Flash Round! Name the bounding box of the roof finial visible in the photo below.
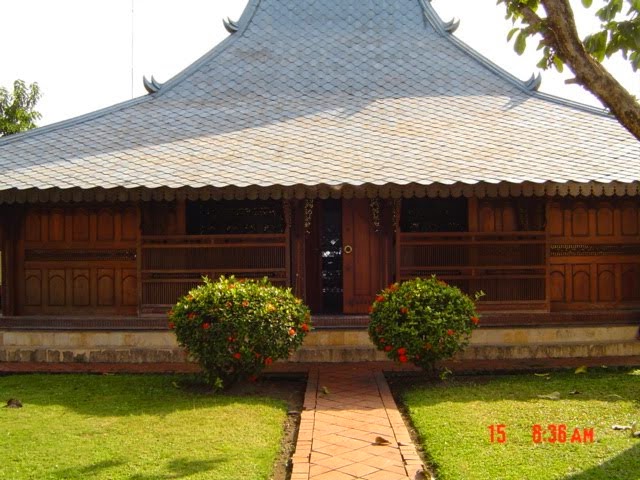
[223,17,239,34]
[524,73,542,91]
[143,75,164,94]
[443,18,460,33]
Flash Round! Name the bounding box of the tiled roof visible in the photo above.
[0,0,638,203]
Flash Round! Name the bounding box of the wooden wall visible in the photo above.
[549,197,640,310]
[18,205,139,315]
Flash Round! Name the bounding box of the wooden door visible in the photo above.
[342,199,386,313]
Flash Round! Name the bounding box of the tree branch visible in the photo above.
[540,0,640,140]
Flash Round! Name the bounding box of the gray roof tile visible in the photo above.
[0,0,638,199]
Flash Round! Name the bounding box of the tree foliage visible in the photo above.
[0,80,42,137]
[498,0,640,140]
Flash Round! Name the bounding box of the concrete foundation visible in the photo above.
[0,324,638,364]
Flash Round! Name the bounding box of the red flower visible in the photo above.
[397,347,407,355]
[167,309,174,317]
[424,342,432,350]
[232,352,241,360]
[248,375,258,382]
[368,305,375,314]
[471,316,480,326]
[264,357,273,366]
[388,283,399,292]
[228,284,236,289]
[288,328,296,336]
[301,323,310,333]
[398,355,408,363]
[187,312,197,320]
[255,352,262,358]
[399,307,408,315]
[384,345,393,352]
[186,295,194,301]
[379,337,386,344]
[375,295,385,303]
[168,321,175,330]
[447,329,455,336]
[201,322,211,330]
[242,300,249,308]
[228,336,236,342]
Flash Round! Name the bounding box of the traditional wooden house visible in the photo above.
[1,0,639,364]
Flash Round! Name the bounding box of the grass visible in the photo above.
[0,374,288,480]
[402,368,640,480]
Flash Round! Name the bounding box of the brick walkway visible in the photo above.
[291,364,424,480]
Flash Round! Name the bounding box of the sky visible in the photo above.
[1,0,638,127]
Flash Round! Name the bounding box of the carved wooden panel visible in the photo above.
[571,206,589,236]
[550,267,565,302]
[97,210,115,241]
[49,210,65,242]
[621,264,640,301]
[97,269,115,306]
[571,265,590,302]
[24,269,41,306]
[596,206,614,236]
[548,204,564,236]
[72,269,91,306]
[25,212,41,242]
[72,209,90,242]
[597,264,615,302]
[550,197,640,310]
[20,204,139,315]
[48,269,66,306]
[122,269,138,306]
[621,202,639,236]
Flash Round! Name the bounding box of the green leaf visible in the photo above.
[575,365,588,374]
[552,55,564,72]
[507,27,519,41]
[582,0,593,7]
[514,31,527,55]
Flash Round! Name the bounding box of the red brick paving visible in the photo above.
[292,364,424,480]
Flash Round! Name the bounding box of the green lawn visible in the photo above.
[402,368,640,480]
[0,374,288,480]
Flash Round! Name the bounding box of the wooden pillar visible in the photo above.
[1,206,23,316]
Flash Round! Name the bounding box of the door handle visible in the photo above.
[344,245,353,254]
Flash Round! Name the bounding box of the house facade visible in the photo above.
[0,0,639,363]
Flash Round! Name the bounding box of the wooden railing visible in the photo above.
[397,232,547,310]
[140,234,289,313]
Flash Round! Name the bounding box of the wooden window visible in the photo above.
[400,198,468,232]
[186,200,285,235]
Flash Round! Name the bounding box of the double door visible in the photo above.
[305,199,389,314]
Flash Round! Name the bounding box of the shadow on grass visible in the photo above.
[389,368,640,406]
[0,373,287,417]
[51,457,224,480]
[563,444,640,480]
[53,459,126,479]
[129,458,224,479]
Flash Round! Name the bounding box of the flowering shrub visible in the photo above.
[368,276,482,371]
[168,276,311,389]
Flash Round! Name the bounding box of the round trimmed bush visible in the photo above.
[368,276,482,371]
[168,276,311,389]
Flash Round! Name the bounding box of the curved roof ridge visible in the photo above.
[153,0,262,98]
[0,95,148,147]
[0,0,263,148]
[419,0,612,118]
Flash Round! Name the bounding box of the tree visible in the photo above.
[0,80,42,137]
[499,0,640,141]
